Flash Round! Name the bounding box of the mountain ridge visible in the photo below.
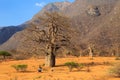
[0,0,120,56]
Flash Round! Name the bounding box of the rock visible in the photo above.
[86,6,101,16]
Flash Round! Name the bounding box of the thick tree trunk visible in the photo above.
[45,53,55,67]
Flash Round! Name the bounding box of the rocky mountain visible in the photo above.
[0,0,120,56]
[0,1,71,46]
[31,1,71,23]
[0,1,72,51]
[0,26,24,45]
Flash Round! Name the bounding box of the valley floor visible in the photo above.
[0,57,120,80]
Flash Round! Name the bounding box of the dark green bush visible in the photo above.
[0,51,12,59]
[12,64,28,72]
[65,62,83,72]
[77,63,84,70]
[109,63,120,77]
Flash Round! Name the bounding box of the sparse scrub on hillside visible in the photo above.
[65,62,84,72]
[109,63,120,77]
[12,64,28,72]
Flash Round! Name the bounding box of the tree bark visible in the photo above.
[45,53,55,67]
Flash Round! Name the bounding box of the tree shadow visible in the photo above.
[15,71,36,73]
[71,69,90,72]
[55,64,65,67]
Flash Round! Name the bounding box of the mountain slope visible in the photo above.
[64,0,118,17]
[0,1,72,51]
[0,0,120,56]
[0,26,24,45]
[31,1,71,23]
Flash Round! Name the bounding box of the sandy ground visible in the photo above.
[0,57,120,80]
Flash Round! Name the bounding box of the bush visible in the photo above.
[77,63,84,71]
[65,62,83,72]
[109,63,120,77]
[115,57,120,60]
[0,51,12,59]
[12,64,28,72]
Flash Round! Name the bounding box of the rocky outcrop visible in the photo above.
[86,6,100,16]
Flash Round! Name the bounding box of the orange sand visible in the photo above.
[0,57,120,80]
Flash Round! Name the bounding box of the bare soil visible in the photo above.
[0,57,120,80]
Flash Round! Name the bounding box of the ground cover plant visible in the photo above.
[12,64,28,72]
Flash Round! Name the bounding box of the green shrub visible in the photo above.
[109,63,120,77]
[12,64,28,72]
[65,62,78,72]
[0,51,12,59]
[77,63,84,70]
[65,62,83,72]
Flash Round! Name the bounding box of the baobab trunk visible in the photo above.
[45,53,55,67]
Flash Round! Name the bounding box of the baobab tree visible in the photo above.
[27,12,71,67]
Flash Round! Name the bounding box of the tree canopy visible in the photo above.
[0,51,12,59]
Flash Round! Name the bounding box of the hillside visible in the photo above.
[31,1,71,23]
[0,0,120,57]
[0,26,24,45]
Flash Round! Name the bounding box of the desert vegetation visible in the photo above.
[0,57,119,80]
[0,0,120,80]
[64,62,84,72]
[109,63,120,77]
[0,51,12,60]
[12,64,28,72]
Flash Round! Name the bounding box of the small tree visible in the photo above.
[65,62,84,72]
[0,51,12,59]
[12,64,28,72]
